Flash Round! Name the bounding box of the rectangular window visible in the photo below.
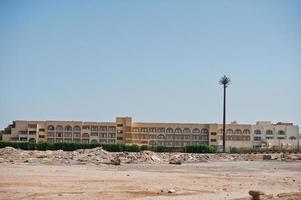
[193,135,199,140]
[108,133,115,138]
[142,135,148,139]
[133,128,139,132]
[254,136,261,141]
[117,124,123,127]
[47,132,54,137]
[74,133,81,138]
[65,133,72,138]
[211,132,217,135]
[158,128,165,133]
[56,132,63,137]
[28,131,36,135]
[166,135,173,139]
[91,126,98,131]
[20,137,27,141]
[201,135,208,140]
[91,132,98,137]
[211,139,217,142]
[149,128,156,133]
[175,135,182,140]
[99,127,107,132]
[183,135,190,140]
[39,128,45,132]
[28,124,37,129]
[108,127,116,132]
[141,128,148,132]
[82,126,90,130]
[99,133,107,138]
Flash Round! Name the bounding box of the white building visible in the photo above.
[251,121,299,149]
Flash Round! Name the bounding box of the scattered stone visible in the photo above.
[167,189,176,193]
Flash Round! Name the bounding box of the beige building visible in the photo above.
[1,117,299,150]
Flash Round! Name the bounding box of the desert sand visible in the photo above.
[1,160,301,200]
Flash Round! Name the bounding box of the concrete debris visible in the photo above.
[233,191,301,200]
[0,147,301,165]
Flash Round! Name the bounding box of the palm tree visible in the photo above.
[219,75,231,153]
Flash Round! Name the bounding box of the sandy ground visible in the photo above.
[0,161,301,200]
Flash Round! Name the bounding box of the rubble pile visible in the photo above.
[0,147,300,166]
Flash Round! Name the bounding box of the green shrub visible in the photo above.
[185,144,217,153]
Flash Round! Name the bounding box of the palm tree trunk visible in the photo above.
[223,85,226,153]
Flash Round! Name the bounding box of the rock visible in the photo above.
[167,189,176,193]
[249,190,273,200]
[109,157,121,165]
[263,155,272,160]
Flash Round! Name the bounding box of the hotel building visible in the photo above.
[1,117,299,150]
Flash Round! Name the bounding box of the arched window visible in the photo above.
[175,128,182,133]
[226,129,233,134]
[56,126,63,131]
[149,141,156,145]
[289,136,296,140]
[201,128,209,134]
[47,125,55,131]
[65,125,72,131]
[266,130,273,135]
[243,129,250,134]
[235,129,242,134]
[82,133,89,138]
[158,134,165,139]
[254,130,261,135]
[278,130,285,135]
[91,139,98,143]
[183,128,190,133]
[192,128,200,133]
[74,126,81,131]
[166,128,173,133]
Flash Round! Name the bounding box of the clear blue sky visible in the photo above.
[0,1,300,129]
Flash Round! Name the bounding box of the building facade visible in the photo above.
[1,117,299,150]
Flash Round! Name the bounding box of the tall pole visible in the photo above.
[219,75,230,153]
[223,85,226,153]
